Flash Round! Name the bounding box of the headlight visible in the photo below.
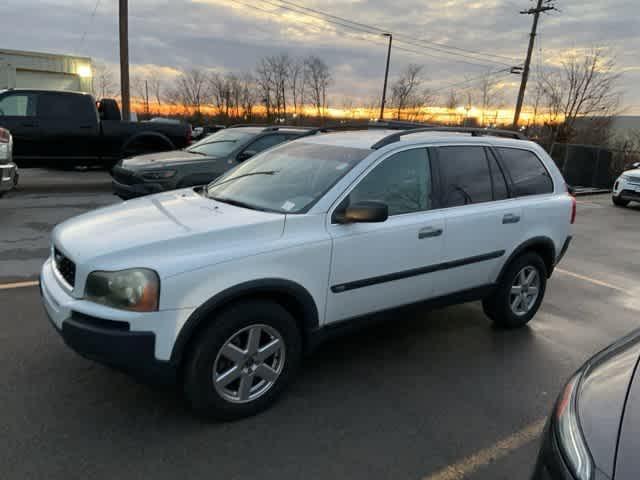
[554,372,593,480]
[141,170,177,180]
[85,268,160,312]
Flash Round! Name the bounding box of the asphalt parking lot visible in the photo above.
[1,169,639,480]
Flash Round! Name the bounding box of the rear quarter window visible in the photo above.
[496,148,554,196]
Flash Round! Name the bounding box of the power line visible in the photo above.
[429,68,514,94]
[227,0,508,69]
[255,0,517,67]
[273,0,520,65]
[79,0,103,46]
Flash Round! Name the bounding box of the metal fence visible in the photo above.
[542,143,640,190]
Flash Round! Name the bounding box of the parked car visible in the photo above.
[41,127,574,420]
[612,163,640,207]
[0,89,192,168]
[532,329,640,480]
[111,125,317,199]
[0,127,18,196]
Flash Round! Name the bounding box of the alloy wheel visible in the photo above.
[213,324,286,404]
[509,266,540,316]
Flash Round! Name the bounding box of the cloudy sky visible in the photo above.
[3,0,640,114]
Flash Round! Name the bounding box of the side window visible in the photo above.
[349,148,431,216]
[497,148,553,196]
[37,94,94,122]
[0,93,37,117]
[437,146,493,207]
[243,135,286,156]
[487,149,509,201]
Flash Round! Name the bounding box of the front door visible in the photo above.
[36,92,100,164]
[326,147,445,324]
[430,145,524,297]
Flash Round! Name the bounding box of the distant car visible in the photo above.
[111,125,317,199]
[191,125,225,141]
[0,89,191,169]
[612,162,640,207]
[0,127,18,196]
[532,329,640,480]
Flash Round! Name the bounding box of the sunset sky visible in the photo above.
[3,0,639,115]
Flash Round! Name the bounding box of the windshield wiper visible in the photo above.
[207,170,279,190]
[208,196,271,212]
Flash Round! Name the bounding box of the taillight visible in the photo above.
[186,126,192,143]
[570,195,577,224]
[0,128,10,143]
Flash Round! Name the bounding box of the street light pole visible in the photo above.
[379,33,392,121]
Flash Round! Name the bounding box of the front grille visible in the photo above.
[54,247,76,287]
[621,189,640,199]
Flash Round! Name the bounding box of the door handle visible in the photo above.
[503,213,521,224]
[418,227,443,239]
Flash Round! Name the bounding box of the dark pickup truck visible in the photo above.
[0,89,191,168]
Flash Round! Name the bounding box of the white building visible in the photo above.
[0,48,92,92]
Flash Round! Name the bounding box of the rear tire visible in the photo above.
[183,300,302,421]
[483,252,547,329]
[612,196,629,207]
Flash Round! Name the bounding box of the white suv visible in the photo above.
[612,164,640,207]
[40,127,575,420]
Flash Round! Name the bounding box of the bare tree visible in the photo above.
[92,62,117,99]
[390,64,425,120]
[256,58,274,119]
[148,73,163,111]
[240,72,258,120]
[166,69,209,114]
[287,58,304,116]
[304,56,331,118]
[476,71,503,126]
[539,48,621,142]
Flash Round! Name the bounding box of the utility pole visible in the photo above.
[119,0,131,121]
[512,0,556,128]
[379,33,392,121]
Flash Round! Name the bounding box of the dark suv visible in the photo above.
[111,125,316,199]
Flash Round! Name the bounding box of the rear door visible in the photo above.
[36,92,100,164]
[431,145,523,297]
[0,91,40,161]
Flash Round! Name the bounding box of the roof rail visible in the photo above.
[371,126,527,149]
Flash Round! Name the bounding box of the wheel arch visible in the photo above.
[170,279,320,366]
[497,236,557,283]
[121,132,175,155]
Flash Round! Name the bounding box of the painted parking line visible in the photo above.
[0,280,39,291]
[422,418,546,480]
[555,268,631,295]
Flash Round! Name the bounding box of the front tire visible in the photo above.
[612,196,629,207]
[483,252,547,329]
[183,300,302,421]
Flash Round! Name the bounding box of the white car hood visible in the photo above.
[52,188,285,275]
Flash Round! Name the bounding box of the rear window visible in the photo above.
[496,148,553,196]
[0,93,37,117]
[436,146,493,207]
[38,93,95,122]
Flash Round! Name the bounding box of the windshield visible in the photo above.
[206,141,371,213]
[186,130,252,157]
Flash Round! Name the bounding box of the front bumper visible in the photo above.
[40,259,180,385]
[0,162,17,193]
[613,177,640,202]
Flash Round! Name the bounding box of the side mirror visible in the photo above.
[334,201,389,224]
[237,151,255,162]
